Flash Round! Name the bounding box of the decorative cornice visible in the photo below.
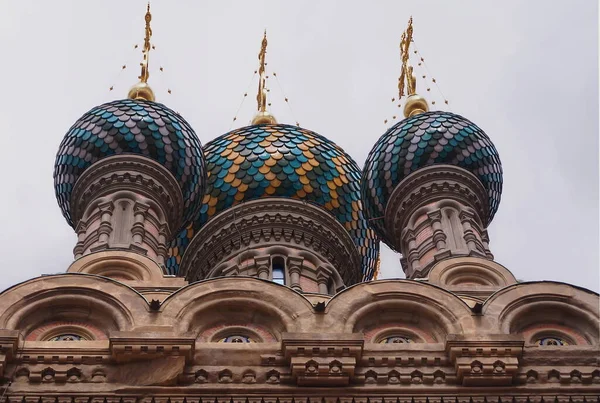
[180,198,362,285]
[71,155,184,236]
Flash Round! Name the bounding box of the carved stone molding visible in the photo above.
[281,332,364,386]
[109,332,195,364]
[384,165,492,278]
[385,165,489,249]
[5,395,600,403]
[0,329,19,377]
[71,154,183,235]
[446,334,524,386]
[180,198,362,285]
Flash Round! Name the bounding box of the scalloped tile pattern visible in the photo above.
[54,99,206,229]
[167,124,380,280]
[361,111,502,248]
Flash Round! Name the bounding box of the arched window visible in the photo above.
[379,336,413,344]
[49,334,85,341]
[536,337,569,346]
[272,257,286,285]
[218,335,254,343]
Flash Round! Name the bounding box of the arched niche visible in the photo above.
[66,250,166,283]
[159,277,314,338]
[428,257,517,289]
[325,280,475,337]
[0,274,148,334]
[484,282,599,345]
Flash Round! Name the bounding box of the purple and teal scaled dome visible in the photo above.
[54,99,206,228]
[362,111,502,247]
[167,123,380,280]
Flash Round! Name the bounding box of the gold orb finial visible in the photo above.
[252,111,277,125]
[403,93,429,117]
[128,3,155,102]
[127,81,156,102]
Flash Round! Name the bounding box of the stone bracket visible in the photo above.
[281,332,364,386]
[445,334,524,386]
[109,332,195,364]
[0,330,19,377]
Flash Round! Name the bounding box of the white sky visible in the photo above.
[0,1,597,292]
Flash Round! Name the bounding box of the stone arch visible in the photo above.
[0,274,148,335]
[484,282,599,345]
[66,250,166,281]
[428,257,517,288]
[325,280,474,339]
[160,277,314,339]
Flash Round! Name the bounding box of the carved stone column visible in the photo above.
[70,154,183,263]
[255,256,270,280]
[428,210,447,251]
[97,201,115,247]
[131,202,150,246]
[287,256,304,292]
[385,165,493,279]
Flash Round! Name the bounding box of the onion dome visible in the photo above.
[361,111,502,248]
[168,123,380,280]
[54,98,206,228]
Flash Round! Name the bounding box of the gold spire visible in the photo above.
[398,17,428,118]
[252,30,277,125]
[128,3,156,102]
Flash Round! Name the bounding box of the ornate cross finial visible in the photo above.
[140,3,153,84]
[257,30,268,113]
[252,30,277,125]
[398,17,428,118]
[128,2,155,101]
[398,16,415,99]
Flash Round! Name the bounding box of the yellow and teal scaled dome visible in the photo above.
[167,123,380,280]
[54,99,206,228]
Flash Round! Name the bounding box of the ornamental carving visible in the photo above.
[71,155,184,235]
[281,332,364,386]
[385,165,489,249]
[180,198,362,285]
[445,334,524,386]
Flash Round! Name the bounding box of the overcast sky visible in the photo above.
[0,1,597,292]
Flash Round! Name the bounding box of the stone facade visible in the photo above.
[2,13,598,402]
[0,268,598,401]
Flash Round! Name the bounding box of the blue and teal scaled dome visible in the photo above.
[54,99,206,228]
[167,123,380,281]
[362,111,502,248]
